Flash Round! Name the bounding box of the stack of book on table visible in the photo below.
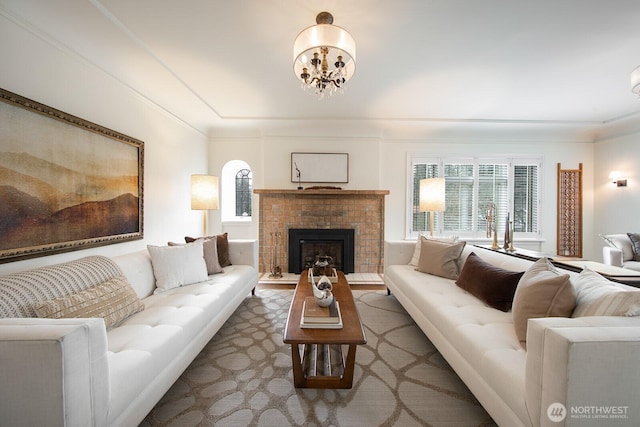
[300,296,343,329]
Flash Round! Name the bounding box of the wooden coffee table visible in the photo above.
[283,270,366,388]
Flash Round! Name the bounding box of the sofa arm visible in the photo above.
[229,239,258,270]
[603,246,624,267]
[384,240,416,267]
[0,318,110,427]
[525,316,640,427]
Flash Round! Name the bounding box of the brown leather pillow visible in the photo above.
[455,252,524,312]
[185,232,232,267]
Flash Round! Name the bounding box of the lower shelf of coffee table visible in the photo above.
[291,342,358,388]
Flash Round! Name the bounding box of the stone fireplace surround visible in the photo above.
[254,189,389,274]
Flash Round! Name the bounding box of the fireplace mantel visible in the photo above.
[254,189,389,196]
[254,188,389,274]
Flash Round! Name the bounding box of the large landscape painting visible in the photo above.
[0,89,143,262]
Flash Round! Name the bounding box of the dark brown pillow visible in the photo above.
[627,233,640,261]
[455,252,524,312]
[185,232,232,267]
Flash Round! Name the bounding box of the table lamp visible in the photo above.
[419,178,445,237]
[191,174,219,235]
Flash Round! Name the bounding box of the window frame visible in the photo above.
[221,160,253,223]
[406,153,542,240]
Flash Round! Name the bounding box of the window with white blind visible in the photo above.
[408,156,541,239]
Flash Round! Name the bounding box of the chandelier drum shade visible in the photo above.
[293,11,356,99]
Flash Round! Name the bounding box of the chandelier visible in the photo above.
[293,12,356,99]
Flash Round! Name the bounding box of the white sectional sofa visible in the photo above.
[384,240,640,427]
[0,239,258,427]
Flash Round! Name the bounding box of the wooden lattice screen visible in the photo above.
[557,163,583,257]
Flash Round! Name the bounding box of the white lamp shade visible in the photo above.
[293,23,356,82]
[609,171,622,180]
[191,175,219,210]
[632,65,640,94]
[419,178,445,212]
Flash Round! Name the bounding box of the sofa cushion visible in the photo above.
[416,238,466,280]
[511,257,576,347]
[186,232,231,267]
[105,263,257,425]
[409,234,458,266]
[0,255,123,318]
[147,240,208,293]
[33,275,144,328]
[572,268,640,317]
[384,259,530,423]
[627,233,640,261]
[599,233,634,262]
[456,252,524,312]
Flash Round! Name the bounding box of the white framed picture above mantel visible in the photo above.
[290,152,349,184]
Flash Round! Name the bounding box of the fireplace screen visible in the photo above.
[288,228,354,274]
[301,241,344,272]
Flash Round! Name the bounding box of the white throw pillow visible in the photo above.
[147,240,208,293]
[572,268,640,317]
[599,234,634,262]
[409,233,459,266]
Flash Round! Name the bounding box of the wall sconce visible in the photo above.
[609,171,627,187]
[191,174,219,235]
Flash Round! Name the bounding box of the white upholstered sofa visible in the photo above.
[600,233,640,271]
[0,239,258,427]
[385,240,640,427]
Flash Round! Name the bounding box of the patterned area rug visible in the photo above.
[140,289,497,426]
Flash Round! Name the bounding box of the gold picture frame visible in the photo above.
[0,88,144,263]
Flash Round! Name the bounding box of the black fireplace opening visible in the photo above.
[288,228,355,274]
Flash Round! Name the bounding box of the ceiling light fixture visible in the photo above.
[293,11,356,99]
[632,65,640,95]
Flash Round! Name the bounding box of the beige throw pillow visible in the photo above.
[512,257,576,348]
[409,234,459,266]
[186,232,232,267]
[33,275,144,329]
[572,268,640,317]
[416,238,466,280]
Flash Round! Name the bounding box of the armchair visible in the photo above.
[600,233,640,271]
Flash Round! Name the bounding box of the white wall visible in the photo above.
[211,134,598,260]
[380,139,595,259]
[209,136,381,239]
[594,132,640,261]
[0,14,209,274]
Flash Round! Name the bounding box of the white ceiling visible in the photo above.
[2,0,640,140]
